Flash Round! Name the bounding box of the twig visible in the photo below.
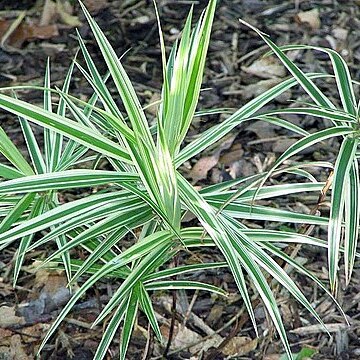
[298,170,333,235]
[183,289,199,327]
[152,305,249,359]
[142,323,154,360]
[1,11,26,48]
[204,317,241,360]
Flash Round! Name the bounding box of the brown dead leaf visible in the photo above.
[0,281,12,297]
[222,336,258,357]
[210,168,230,184]
[219,144,244,165]
[264,355,281,360]
[21,323,49,343]
[40,0,82,27]
[228,159,257,179]
[219,134,237,152]
[34,268,66,294]
[40,0,57,26]
[10,335,30,360]
[0,306,25,327]
[134,15,151,25]
[189,152,220,184]
[247,121,277,139]
[296,9,321,30]
[206,304,224,326]
[272,138,298,153]
[0,329,12,346]
[168,323,223,353]
[242,56,286,79]
[171,324,202,350]
[56,0,82,27]
[145,92,161,117]
[83,0,108,14]
[0,20,58,47]
[240,78,282,100]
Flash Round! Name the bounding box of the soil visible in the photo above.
[1,0,360,359]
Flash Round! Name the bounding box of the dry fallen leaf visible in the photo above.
[20,323,49,343]
[296,9,321,30]
[10,335,30,360]
[242,56,286,79]
[189,152,220,184]
[145,92,161,117]
[171,324,202,350]
[56,0,82,27]
[222,336,258,357]
[40,0,57,26]
[0,20,59,47]
[228,159,257,179]
[247,121,277,139]
[206,304,224,326]
[169,324,223,353]
[219,145,244,166]
[240,78,282,100]
[0,328,12,346]
[219,134,238,152]
[40,0,82,27]
[83,0,108,13]
[272,138,298,153]
[33,268,66,293]
[264,355,281,360]
[0,306,25,327]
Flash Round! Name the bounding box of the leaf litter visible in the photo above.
[0,0,359,359]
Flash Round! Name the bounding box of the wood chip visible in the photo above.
[290,323,348,335]
[296,9,321,30]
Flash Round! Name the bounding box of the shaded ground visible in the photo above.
[1,0,360,359]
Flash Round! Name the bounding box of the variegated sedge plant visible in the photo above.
[0,0,353,359]
[239,21,360,294]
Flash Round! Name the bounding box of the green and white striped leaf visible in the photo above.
[259,107,356,124]
[240,20,335,110]
[328,136,359,292]
[252,126,355,203]
[0,94,131,163]
[119,284,140,360]
[277,45,357,116]
[93,299,127,360]
[344,160,360,283]
[175,73,330,166]
[0,126,33,175]
[144,261,227,282]
[19,114,46,175]
[43,204,152,268]
[37,230,173,355]
[0,192,128,245]
[145,280,227,296]
[92,240,173,327]
[13,197,45,285]
[139,284,162,341]
[0,192,35,234]
[0,164,24,179]
[0,170,139,194]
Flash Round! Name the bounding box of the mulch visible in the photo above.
[1,0,360,359]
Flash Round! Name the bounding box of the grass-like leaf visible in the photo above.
[328,137,359,291]
[1,2,357,358]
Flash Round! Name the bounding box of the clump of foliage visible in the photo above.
[0,1,357,359]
